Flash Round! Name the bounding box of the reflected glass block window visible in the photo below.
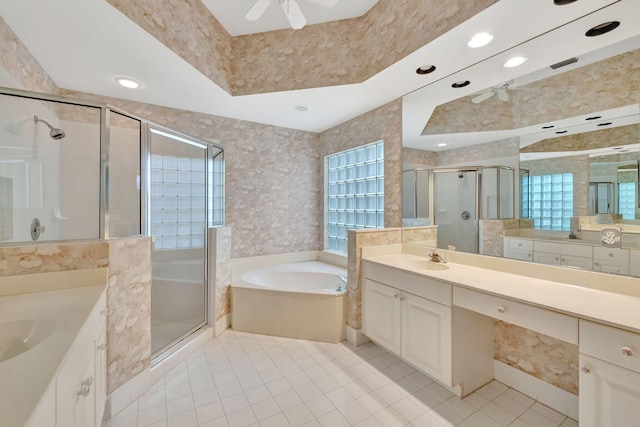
[528,173,573,231]
[326,141,384,253]
[618,182,636,220]
[208,151,225,227]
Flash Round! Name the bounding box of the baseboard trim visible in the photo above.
[346,325,370,346]
[494,360,578,420]
[214,313,230,336]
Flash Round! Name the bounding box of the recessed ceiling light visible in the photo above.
[467,32,494,48]
[503,56,528,68]
[437,143,448,147]
[115,77,141,89]
[555,130,568,134]
[597,122,613,127]
[541,125,555,129]
[554,0,578,5]
[416,65,436,75]
[613,147,623,150]
[585,116,602,121]
[451,80,470,88]
[585,21,620,37]
[294,104,309,112]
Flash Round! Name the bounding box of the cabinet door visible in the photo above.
[533,251,561,266]
[594,259,629,275]
[402,293,452,385]
[363,279,402,355]
[580,354,640,427]
[561,254,593,271]
[630,250,640,277]
[58,347,96,427]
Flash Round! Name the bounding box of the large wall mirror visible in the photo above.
[400,3,640,275]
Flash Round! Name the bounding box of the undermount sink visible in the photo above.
[400,259,450,271]
[0,319,56,363]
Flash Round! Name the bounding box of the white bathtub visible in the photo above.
[231,261,347,343]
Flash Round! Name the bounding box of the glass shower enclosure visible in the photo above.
[434,166,514,253]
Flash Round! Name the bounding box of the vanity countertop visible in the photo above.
[364,251,640,334]
[0,269,107,427]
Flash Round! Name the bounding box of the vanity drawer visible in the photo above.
[593,247,629,262]
[507,238,533,251]
[364,261,451,306]
[454,287,578,344]
[580,320,640,373]
[534,241,593,258]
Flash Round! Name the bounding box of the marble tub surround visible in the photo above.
[0,241,109,277]
[0,270,106,427]
[495,321,578,395]
[106,237,152,393]
[479,219,521,257]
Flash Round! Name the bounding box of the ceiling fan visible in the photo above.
[245,0,339,30]
[471,81,515,104]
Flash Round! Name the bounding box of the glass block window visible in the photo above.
[521,174,530,218]
[208,151,225,227]
[326,141,384,253]
[528,173,573,231]
[151,154,207,249]
[618,182,636,220]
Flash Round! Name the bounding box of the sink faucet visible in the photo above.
[568,231,579,239]
[428,249,445,263]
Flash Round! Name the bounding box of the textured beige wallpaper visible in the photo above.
[424,49,639,135]
[521,123,640,153]
[436,138,520,167]
[107,0,498,95]
[403,147,437,170]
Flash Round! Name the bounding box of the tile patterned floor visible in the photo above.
[106,330,579,427]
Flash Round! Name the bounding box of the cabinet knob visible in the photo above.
[497,306,506,314]
[100,309,109,317]
[609,253,614,258]
[621,347,634,357]
[393,293,400,299]
[581,366,591,374]
[81,377,93,387]
[555,257,560,261]
[97,344,106,351]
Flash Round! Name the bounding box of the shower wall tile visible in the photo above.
[347,228,402,329]
[106,236,152,392]
[0,16,58,93]
[211,226,232,322]
[495,321,579,395]
[0,242,109,277]
[480,219,520,257]
[401,226,438,246]
[320,100,403,229]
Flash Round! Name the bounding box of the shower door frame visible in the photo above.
[433,168,481,253]
[143,123,223,362]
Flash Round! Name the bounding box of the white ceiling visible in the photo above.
[0,0,638,150]
[201,0,379,36]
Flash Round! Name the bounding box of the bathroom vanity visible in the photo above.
[361,245,640,426]
[0,269,107,427]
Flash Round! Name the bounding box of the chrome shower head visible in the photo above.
[34,115,65,140]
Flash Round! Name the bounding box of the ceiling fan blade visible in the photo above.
[245,0,271,21]
[306,0,339,7]
[471,90,494,104]
[498,87,510,102]
[282,0,307,29]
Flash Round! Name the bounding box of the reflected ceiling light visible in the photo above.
[554,0,578,5]
[467,32,494,48]
[437,143,448,147]
[115,77,141,89]
[503,56,528,68]
[294,104,309,112]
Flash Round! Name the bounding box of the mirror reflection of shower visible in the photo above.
[34,115,65,140]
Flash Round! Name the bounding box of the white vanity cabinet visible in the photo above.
[630,250,640,278]
[579,320,640,427]
[533,241,593,270]
[503,237,533,261]
[55,291,107,427]
[362,262,452,385]
[593,247,630,275]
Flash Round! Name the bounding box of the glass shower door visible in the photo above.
[148,128,208,355]
[434,170,478,253]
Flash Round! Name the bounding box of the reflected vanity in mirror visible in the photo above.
[400,28,640,276]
